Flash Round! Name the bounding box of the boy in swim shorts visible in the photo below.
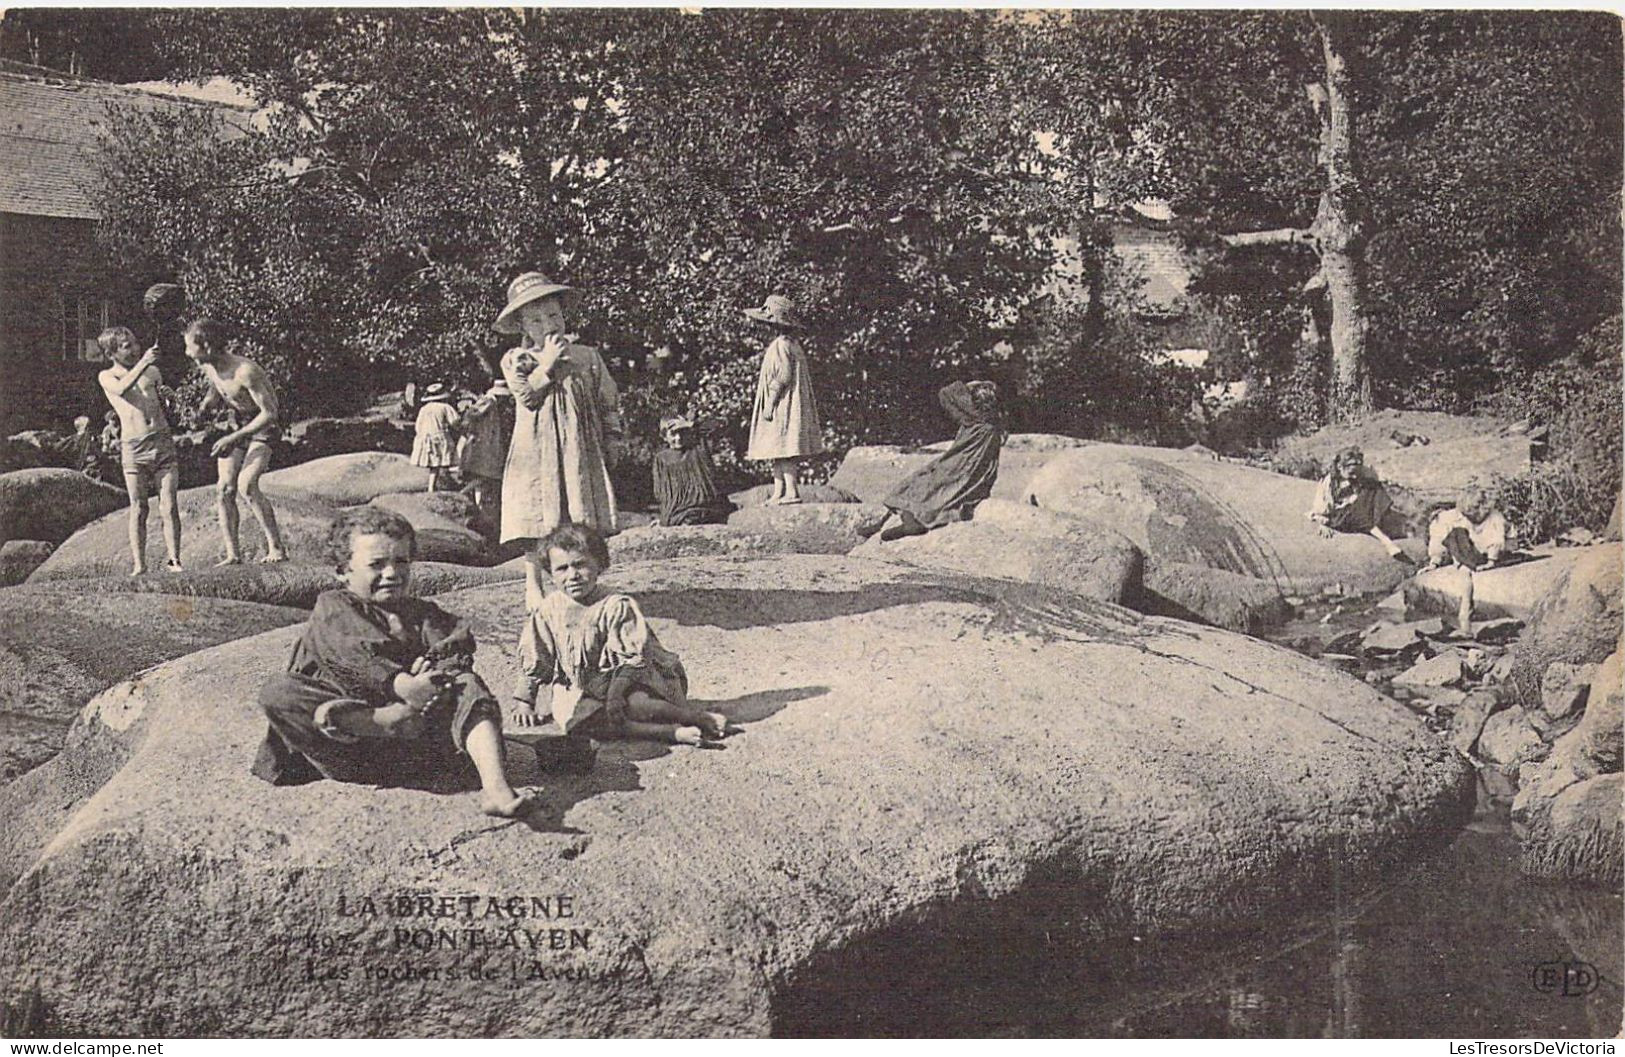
[96,326,182,575]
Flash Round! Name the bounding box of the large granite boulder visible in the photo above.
[0,587,305,785]
[27,485,340,579]
[0,469,125,546]
[1506,546,1622,711]
[260,451,431,506]
[368,491,496,566]
[724,502,888,554]
[1273,410,1530,505]
[1022,444,1421,595]
[610,525,798,564]
[1402,546,1607,622]
[729,483,858,507]
[0,557,1473,1037]
[18,561,521,611]
[1518,774,1623,887]
[1140,560,1293,635]
[827,434,1086,506]
[0,541,52,587]
[850,499,1141,604]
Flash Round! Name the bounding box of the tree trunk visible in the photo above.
[1312,13,1373,423]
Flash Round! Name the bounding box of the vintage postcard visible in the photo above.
[0,7,1619,1040]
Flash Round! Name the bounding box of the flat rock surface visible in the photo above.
[1138,560,1292,634]
[1403,547,1606,622]
[0,556,1472,1037]
[0,587,305,784]
[261,451,432,506]
[609,524,798,564]
[850,499,1142,604]
[1274,410,1529,504]
[1021,444,1422,595]
[17,561,521,611]
[0,469,126,546]
[368,491,497,566]
[28,484,341,579]
[724,501,888,554]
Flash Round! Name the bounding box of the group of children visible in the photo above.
[252,273,849,817]
[94,319,288,575]
[1307,445,1510,634]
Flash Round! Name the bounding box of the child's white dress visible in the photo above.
[512,587,689,735]
[411,401,461,469]
[746,335,824,461]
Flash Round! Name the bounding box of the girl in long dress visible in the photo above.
[492,272,625,610]
[1307,446,1407,560]
[744,294,823,505]
[871,380,1003,542]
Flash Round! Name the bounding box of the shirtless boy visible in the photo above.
[185,319,288,564]
[96,327,182,575]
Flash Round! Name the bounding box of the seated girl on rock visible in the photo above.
[1306,446,1408,561]
[508,523,731,746]
[1425,485,1510,635]
[866,380,1002,543]
[251,507,535,818]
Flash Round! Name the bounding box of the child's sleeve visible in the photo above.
[420,602,478,668]
[760,338,791,406]
[1307,476,1334,522]
[501,349,550,411]
[594,350,624,445]
[307,593,409,701]
[513,611,558,708]
[1481,511,1509,560]
[600,595,654,669]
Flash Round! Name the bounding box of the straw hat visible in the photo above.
[660,416,695,435]
[421,382,452,403]
[744,294,805,330]
[493,272,583,334]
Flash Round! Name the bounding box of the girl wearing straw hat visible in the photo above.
[493,272,625,610]
[743,294,823,504]
[410,382,461,493]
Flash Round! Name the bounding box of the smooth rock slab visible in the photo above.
[260,451,432,506]
[0,469,125,546]
[1138,560,1292,635]
[1021,445,1420,595]
[1403,547,1605,623]
[724,501,888,554]
[0,557,1473,1037]
[827,435,1083,506]
[850,499,1142,605]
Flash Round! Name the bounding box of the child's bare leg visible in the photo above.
[1456,565,1475,636]
[523,552,547,612]
[238,443,287,561]
[623,719,704,745]
[776,458,802,503]
[1368,526,1402,558]
[122,472,149,575]
[624,690,726,739]
[157,466,182,567]
[464,717,535,817]
[215,450,246,564]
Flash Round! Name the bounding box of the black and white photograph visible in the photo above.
[0,7,1619,1041]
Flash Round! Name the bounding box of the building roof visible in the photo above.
[0,61,252,221]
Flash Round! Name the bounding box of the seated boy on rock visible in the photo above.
[251,507,535,817]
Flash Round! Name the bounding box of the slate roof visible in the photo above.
[0,61,252,221]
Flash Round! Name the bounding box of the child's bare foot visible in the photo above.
[480,789,539,818]
[215,555,242,567]
[775,494,803,505]
[259,550,289,565]
[129,563,146,577]
[165,559,184,573]
[672,725,704,746]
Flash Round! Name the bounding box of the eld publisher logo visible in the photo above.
[1532,960,1599,997]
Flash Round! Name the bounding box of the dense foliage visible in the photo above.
[38,10,1623,527]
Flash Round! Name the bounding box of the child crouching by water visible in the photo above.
[509,523,730,745]
[251,507,535,817]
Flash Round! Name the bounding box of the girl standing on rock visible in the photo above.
[410,383,461,492]
[744,294,823,506]
[493,272,625,611]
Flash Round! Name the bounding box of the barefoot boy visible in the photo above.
[252,507,535,817]
[184,319,289,564]
[96,326,182,575]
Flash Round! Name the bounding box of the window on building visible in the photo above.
[60,295,112,361]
